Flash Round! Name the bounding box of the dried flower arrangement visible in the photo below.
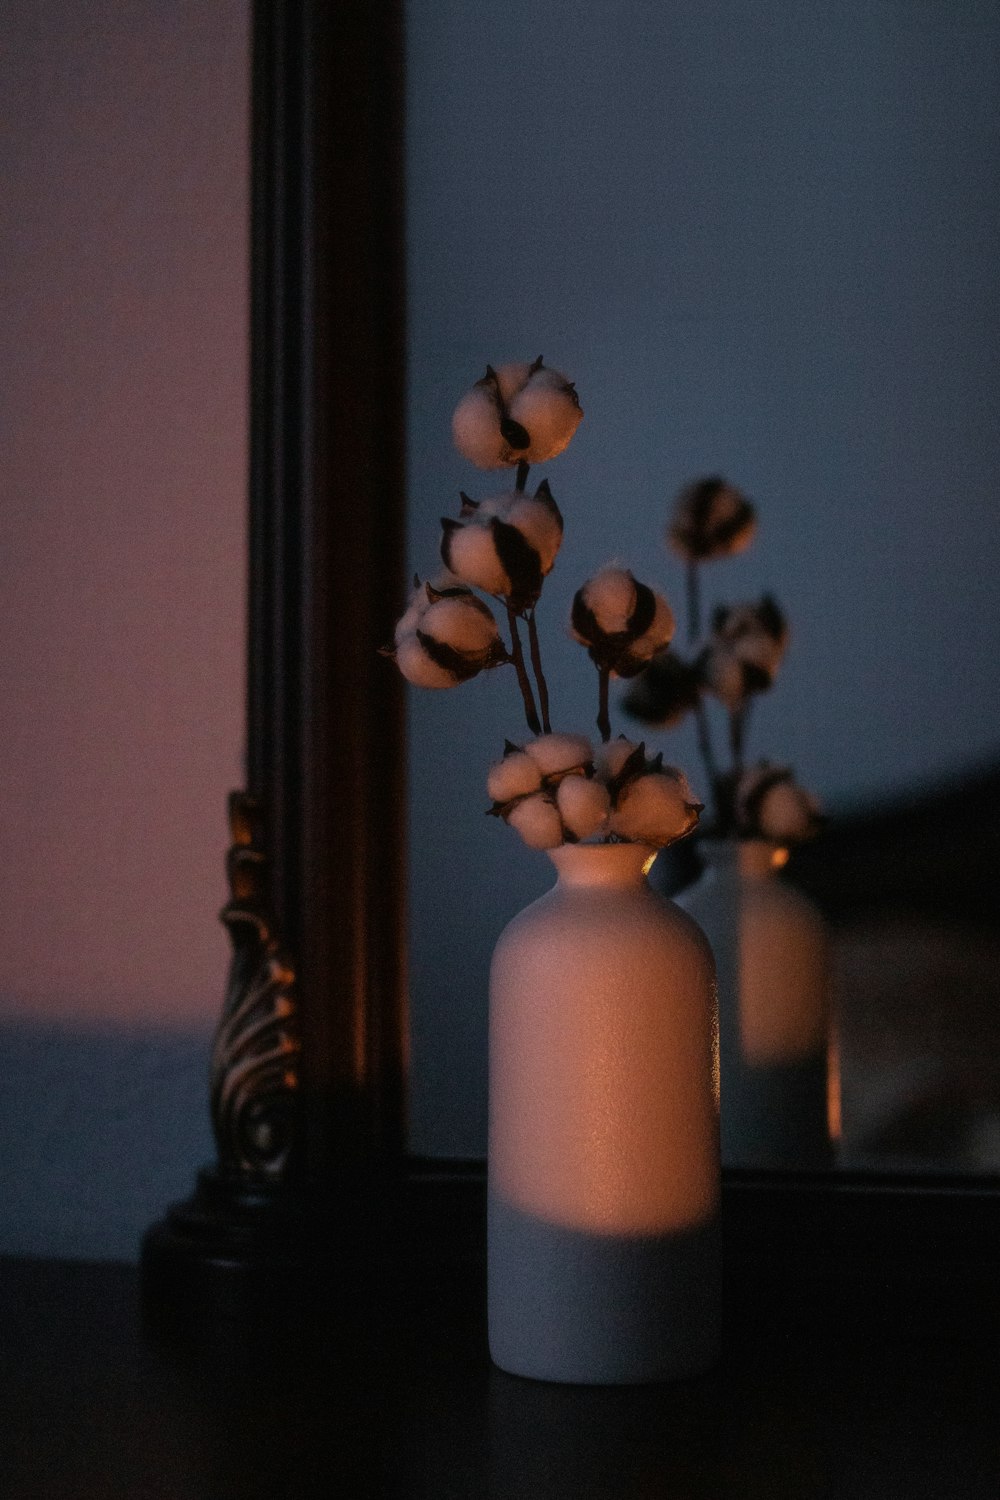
[623,477,822,845]
[385,359,702,853]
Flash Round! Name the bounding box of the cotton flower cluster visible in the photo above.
[440,481,563,612]
[570,566,675,678]
[735,763,824,844]
[386,356,708,856]
[451,358,582,470]
[487,734,702,851]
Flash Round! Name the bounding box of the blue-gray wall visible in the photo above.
[405,1,1000,1153]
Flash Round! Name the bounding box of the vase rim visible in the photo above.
[547,840,656,887]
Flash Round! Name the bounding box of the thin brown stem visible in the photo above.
[694,697,723,824]
[526,608,551,733]
[506,605,541,734]
[515,459,530,492]
[729,704,746,773]
[597,666,611,743]
[686,560,701,644]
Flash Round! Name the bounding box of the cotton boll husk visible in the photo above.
[595,736,641,781]
[487,752,544,804]
[576,567,637,638]
[611,771,700,847]
[508,494,563,573]
[508,366,583,463]
[394,635,458,689]
[758,782,821,842]
[451,384,506,469]
[420,597,499,660]
[507,793,565,850]
[524,732,593,777]
[557,776,611,840]
[443,521,511,596]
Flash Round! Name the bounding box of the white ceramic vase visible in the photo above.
[487,842,721,1385]
[676,839,835,1170]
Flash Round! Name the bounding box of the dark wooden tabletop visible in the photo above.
[1,1244,996,1500]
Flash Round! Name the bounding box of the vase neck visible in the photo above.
[547,842,654,889]
[699,839,781,879]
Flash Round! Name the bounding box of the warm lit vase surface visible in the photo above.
[676,839,835,1170]
[488,842,721,1385]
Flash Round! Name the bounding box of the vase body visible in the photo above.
[676,840,835,1170]
[488,843,720,1385]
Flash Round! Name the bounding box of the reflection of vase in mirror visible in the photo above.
[675,839,838,1170]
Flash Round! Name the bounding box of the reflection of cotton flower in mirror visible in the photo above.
[622,650,703,728]
[452,358,582,470]
[571,567,675,677]
[736,762,822,843]
[440,482,563,610]
[701,595,788,708]
[668,476,756,562]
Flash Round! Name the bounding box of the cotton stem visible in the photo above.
[526,607,552,734]
[506,605,541,735]
[597,666,611,743]
[515,459,530,493]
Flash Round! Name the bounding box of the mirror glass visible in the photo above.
[403,0,1000,1173]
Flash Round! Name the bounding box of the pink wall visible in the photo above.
[0,1,249,1028]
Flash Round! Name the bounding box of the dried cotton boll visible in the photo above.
[506,363,583,463]
[572,566,639,638]
[394,634,462,689]
[487,751,544,804]
[507,793,565,850]
[419,596,502,666]
[524,732,594,779]
[451,358,582,470]
[668,476,757,562]
[571,566,675,676]
[440,482,563,609]
[556,776,611,840]
[610,770,702,848]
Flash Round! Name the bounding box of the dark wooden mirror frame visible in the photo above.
[141,0,998,1325]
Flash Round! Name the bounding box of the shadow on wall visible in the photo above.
[0,1015,214,1264]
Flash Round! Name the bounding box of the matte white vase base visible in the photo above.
[488,1188,721,1385]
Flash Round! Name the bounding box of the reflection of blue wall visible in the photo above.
[406,1,1000,1152]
